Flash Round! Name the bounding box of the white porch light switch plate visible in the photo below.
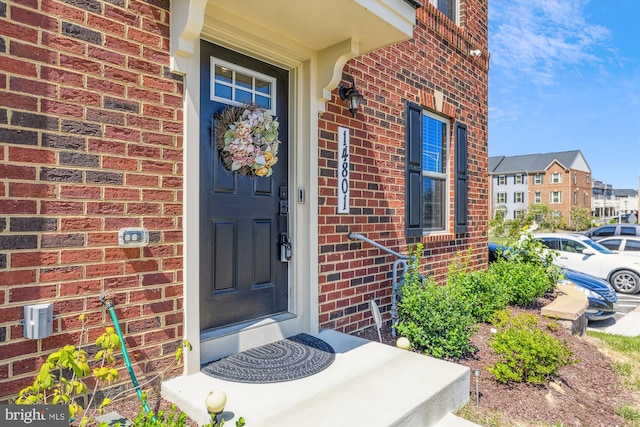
[118,227,149,247]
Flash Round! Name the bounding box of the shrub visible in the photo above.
[488,311,578,384]
[489,259,553,306]
[396,245,477,359]
[492,232,560,306]
[448,252,509,322]
[130,403,246,427]
[16,317,121,424]
[15,312,192,427]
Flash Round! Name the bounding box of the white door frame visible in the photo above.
[171,22,319,375]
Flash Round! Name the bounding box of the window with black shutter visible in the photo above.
[405,101,468,235]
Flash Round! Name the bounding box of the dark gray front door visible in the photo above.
[200,41,289,331]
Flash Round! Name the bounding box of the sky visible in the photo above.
[488,0,640,190]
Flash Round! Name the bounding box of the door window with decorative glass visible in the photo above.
[211,57,276,113]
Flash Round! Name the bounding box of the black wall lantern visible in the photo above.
[339,81,364,117]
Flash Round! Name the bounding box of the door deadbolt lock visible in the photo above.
[280,233,292,262]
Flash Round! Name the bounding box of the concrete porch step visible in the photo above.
[162,330,471,426]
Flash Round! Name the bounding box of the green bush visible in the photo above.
[488,311,577,384]
[489,259,554,306]
[448,253,509,322]
[396,245,477,359]
[128,403,245,427]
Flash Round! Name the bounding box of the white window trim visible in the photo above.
[551,173,562,184]
[498,175,506,185]
[550,191,562,204]
[497,192,506,204]
[421,110,449,232]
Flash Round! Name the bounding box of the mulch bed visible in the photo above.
[352,298,640,426]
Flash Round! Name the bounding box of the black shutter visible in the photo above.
[405,101,423,237]
[454,122,468,234]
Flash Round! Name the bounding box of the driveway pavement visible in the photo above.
[588,293,640,337]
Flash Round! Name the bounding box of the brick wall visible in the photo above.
[528,163,592,220]
[317,1,489,333]
[0,0,183,401]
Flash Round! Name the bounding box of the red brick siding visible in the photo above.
[527,165,592,221]
[317,1,489,333]
[0,0,183,402]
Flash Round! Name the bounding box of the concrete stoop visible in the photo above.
[162,330,471,426]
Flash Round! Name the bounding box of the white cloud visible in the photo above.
[489,0,611,86]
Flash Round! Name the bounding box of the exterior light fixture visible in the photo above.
[339,82,364,117]
[206,390,227,424]
[473,369,481,405]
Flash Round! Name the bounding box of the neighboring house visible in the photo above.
[592,180,616,218]
[591,182,637,221]
[612,189,639,220]
[0,0,489,401]
[489,151,592,221]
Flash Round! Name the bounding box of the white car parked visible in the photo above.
[597,236,640,257]
[534,233,640,294]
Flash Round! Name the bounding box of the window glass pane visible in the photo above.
[215,83,232,100]
[255,79,271,94]
[235,89,252,103]
[594,227,615,237]
[625,240,640,251]
[236,73,252,89]
[422,177,445,229]
[437,0,455,21]
[255,95,271,110]
[215,65,232,84]
[621,227,637,236]
[422,116,445,173]
[600,239,621,250]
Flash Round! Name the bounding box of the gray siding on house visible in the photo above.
[492,173,528,219]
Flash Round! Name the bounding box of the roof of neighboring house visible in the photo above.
[488,150,591,175]
[614,189,638,197]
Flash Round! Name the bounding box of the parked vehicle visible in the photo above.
[583,224,640,241]
[597,236,640,257]
[488,243,617,320]
[533,233,640,294]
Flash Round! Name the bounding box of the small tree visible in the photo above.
[569,206,592,231]
[490,210,506,237]
[526,204,549,226]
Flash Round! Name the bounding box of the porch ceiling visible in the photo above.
[207,0,417,55]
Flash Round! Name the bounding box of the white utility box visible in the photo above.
[23,303,54,339]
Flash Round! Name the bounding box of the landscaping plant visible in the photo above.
[396,244,477,359]
[448,250,509,322]
[15,314,121,425]
[15,312,192,427]
[488,310,578,384]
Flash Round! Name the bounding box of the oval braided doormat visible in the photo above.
[201,333,335,384]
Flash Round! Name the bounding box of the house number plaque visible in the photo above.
[337,126,349,214]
